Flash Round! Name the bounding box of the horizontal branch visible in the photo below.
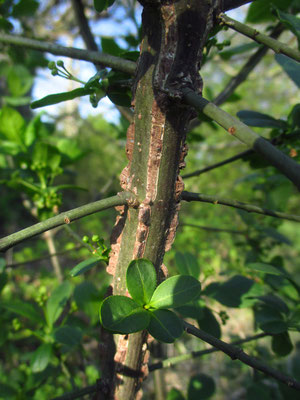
[0,192,136,252]
[51,383,98,400]
[181,223,247,235]
[0,33,136,75]
[182,191,300,223]
[183,321,300,391]
[182,89,300,191]
[149,332,269,372]
[219,13,300,62]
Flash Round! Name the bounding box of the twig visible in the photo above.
[0,33,136,75]
[149,332,269,372]
[182,89,300,191]
[0,192,136,252]
[51,384,98,400]
[43,230,63,282]
[183,321,300,391]
[219,13,300,62]
[181,223,247,235]
[182,191,300,223]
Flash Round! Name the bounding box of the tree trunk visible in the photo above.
[98,1,221,399]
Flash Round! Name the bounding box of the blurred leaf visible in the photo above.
[271,332,293,356]
[167,388,185,400]
[30,343,52,373]
[176,299,204,320]
[148,275,201,309]
[0,301,43,324]
[255,305,287,333]
[121,51,140,61]
[0,383,18,398]
[246,0,293,23]
[211,275,254,308]
[74,281,99,321]
[288,103,300,128]
[246,382,272,400]
[0,272,7,293]
[46,281,72,328]
[53,325,82,349]
[107,89,131,107]
[246,262,285,276]
[94,0,115,13]
[31,88,94,109]
[237,110,287,129]
[99,295,150,333]
[187,374,215,400]
[7,65,33,97]
[258,227,292,245]
[256,294,289,314]
[12,0,39,17]
[70,257,101,277]
[197,307,221,339]
[274,9,300,48]
[148,309,183,343]
[126,259,157,306]
[275,54,300,88]
[3,96,31,106]
[0,107,25,147]
[101,37,122,56]
[175,252,200,278]
[219,42,259,60]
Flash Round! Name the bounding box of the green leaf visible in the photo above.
[255,306,287,334]
[101,37,122,56]
[246,262,285,276]
[175,252,200,278]
[0,107,25,147]
[99,295,150,334]
[288,103,300,128]
[219,42,259,61]
[167,388,186,400]
[275,54,300,88]
[246,0,293,23]
[0,301,43,324]
[30,343,52,373]
[274,9,300,49]
[7,65,33,97]
[197,307,221,340]
[12,0,39,17]
[107,89,132,107]
[210,275,254,308]
[237,110,287,129]
[126,259,157,306]
[176,299,204,320]
[94,0,115,13]
[187,374,216,400]
[147,309,183,343]
[70,257,101,277]
[53,326,82,349]
[3,96,31,106]
[0,383,18,397]
[46,281,72,328]
[0,272,7,294]
[74,281,100,322]
[148,275,201,309]
[256,294,289,314]
[271,332,293,356]
[31,87,94,109]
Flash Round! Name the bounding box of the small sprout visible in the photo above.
[82,235,90,243]
[48,61,56,70]
[92,234,100,242]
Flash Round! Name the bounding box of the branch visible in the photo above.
[182,191,300,223]
[51,383,98,400]
[149,332,269,372]
[183,321,300,391]
[182,89,300,191]
[0,33,136,75]
[181,223,247,235]
[219,13,300,62]
[222,0,255,11]
[0,192,136,252]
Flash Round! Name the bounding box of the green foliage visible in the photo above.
[126,259,157,306]
[94,0,115,13]
[275,54,300,88]
[46,281,72,328]
[187,374,216,400]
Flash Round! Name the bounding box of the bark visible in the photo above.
[96,1,221,399]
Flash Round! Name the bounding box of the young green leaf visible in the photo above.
[148,309,183,343]
[70,257,101,277]
[147,275,201,309]
[126,259,157,306]
[31,87,94,109]
[275,54,300,88]
[45,281,72,328]
[99,295,150,334]
[53,326,82,349]
[0,300,43,325]
[246,262,286,276]
[175,251,200,278]
[30,343,53,373]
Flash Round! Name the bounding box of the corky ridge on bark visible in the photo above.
[97,1,221,399]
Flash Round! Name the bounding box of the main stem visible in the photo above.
[98,1,220,399]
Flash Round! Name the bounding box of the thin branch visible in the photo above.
[222,0,255,11]
[183,321,300,391]
[0,192,136,252]
[181,223,247,235]
[51,383,98,400]
[149,332,269,372]
[0,33,136,75]
[182,191,300,223]
[182,89,300,191]
[219,13,300,62]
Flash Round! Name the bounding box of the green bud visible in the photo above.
[82,235,90,243]
[57,60,64,67]
[92,234,100,242]
[48,61,56,70]
[51,69,58,76]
